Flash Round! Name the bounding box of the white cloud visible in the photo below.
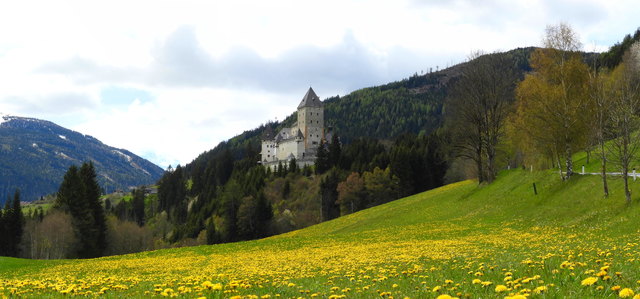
[1,0,639,167]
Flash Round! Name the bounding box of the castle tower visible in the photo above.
[297,87,324,150]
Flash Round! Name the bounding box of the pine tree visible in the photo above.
[79,162,107,258]
[320,169,341,221]
[206,219,219,245]
[329,134,342,168]
[6,190,25,257]
[56,162,107,258]
[288,158,299,174]
[315,140,330,174]
[0,197,8,256]
[80,163,106,256]
[132,188,146,226]
[255,192,273,237]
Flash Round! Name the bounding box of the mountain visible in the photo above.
[0,114,164,203]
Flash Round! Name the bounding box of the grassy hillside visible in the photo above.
[2,169,640,298]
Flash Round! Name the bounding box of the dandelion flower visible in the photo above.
[494,285,508,293]
[534,286,548,294]
[581,277,598,286]
[619,288,634,298]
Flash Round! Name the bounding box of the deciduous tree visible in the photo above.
[607,42,640,204]
[513,23,592,179]
[446,51,517,183]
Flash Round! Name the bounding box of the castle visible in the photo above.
[260,87,326,169]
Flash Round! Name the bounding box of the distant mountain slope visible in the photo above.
[0,114,164,203]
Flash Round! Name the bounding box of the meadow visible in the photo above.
[2,168,640,298]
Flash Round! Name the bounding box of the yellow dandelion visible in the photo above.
[436,295,454,299]
[494,285,508,293]
[581,277,598,286]
[619,288,634,298]
[534,286,548,294]
[472,279,482,284]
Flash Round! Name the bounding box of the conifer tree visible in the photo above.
[329,134,342,168]
[7,190,25,257]
[132,188,146,226]
[206,219,219,245]
[288,158,299,174]
[56,162,107,258]
[315,140,330,174]
[79,162,107,258]
[255,192,273,237]
[0,204,5,255]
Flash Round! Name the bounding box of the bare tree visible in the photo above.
[446,51,517,183]
[589,63,612,197]
[21,210,76,259]
[608,42,640,204]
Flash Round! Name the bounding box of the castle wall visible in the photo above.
[276,138,304,161]
[261,140,277,163]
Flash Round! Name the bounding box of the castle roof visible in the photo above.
[262,126,275,141]
[297,129,304,139]
[297,87,322,109]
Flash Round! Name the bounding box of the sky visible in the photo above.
[1,0,639,168]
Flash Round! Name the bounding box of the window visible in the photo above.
[312,141,318,145]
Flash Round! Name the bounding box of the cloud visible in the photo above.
[38,26,441,97]
[38,56,138,85]
[4,92,97,115]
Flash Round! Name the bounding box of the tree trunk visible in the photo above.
[476,149,484,184]
[555,151,564,180]
[623,165,631,204]
[599,137,609,197]
[486,145,496,183]
[565,142,573,179]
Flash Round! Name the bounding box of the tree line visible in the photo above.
[445,23,640,204]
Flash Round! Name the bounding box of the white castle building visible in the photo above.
[261,87,326,169]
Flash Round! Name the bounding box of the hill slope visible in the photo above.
[2,169,639,298]
[0,114,164,202]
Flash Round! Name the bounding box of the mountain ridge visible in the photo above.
[0,114,164,203]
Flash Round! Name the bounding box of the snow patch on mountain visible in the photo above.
[113,150,132,162]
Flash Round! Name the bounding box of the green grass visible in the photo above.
[2,168,640,298]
